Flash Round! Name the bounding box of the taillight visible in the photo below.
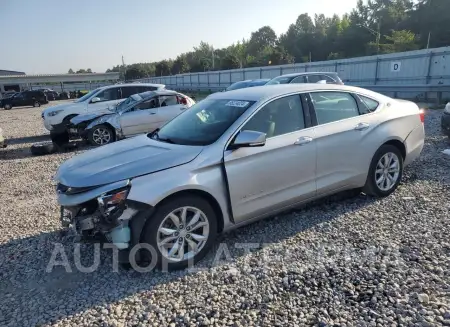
[419,109,425,123]
[178,96,188,105]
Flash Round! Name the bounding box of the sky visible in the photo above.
[0,0,358,74]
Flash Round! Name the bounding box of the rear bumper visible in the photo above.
[404,124,425,167]
[441,112,450,136]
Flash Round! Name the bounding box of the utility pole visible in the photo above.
[122,56,127,81]
[212,47,215,70]
[357,23,381,54]
[426,32,431,49]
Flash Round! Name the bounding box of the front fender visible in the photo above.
[127,161,232,229]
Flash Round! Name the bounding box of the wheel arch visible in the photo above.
[148,189,225,234]
[381,138,406,159]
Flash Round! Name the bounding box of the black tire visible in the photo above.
[87,124,114,146]
[140,195,218,271]
[50,130,70,148]
[33,101,40,107]
[363,144,403,197]
[4,104,12,110]
[30,141,56,156]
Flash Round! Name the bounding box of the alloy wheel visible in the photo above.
[92,128,111,145]
[375,152,400,191]
[156,206,210,262]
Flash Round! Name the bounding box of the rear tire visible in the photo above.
[30,141,56,156]
[363,145,403,197]
[33,101,40,107]
[4,104,12,110]
[140,195,218,271]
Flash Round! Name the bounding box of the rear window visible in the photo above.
[226,81,249,91]
[266,76,295,85]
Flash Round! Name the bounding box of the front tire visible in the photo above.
[88,124,114,146]
[363,144,403,197]
[4,104,12,110]
[140,195,218,271]
[33,101,40,107]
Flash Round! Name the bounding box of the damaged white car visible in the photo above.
[68,90,195,146]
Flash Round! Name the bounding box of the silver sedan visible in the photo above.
[54,84,425,270]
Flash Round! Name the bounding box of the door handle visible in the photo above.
[148,112,156,115]
[180,107,186,111]
[354,122,370,131]
[294,136,313,145]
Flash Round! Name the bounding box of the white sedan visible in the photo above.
[55,84,425,270]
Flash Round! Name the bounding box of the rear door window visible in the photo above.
[133,97,159,110]
[121,86,140,98]
[159,95,178,107]
[95,87,121,102]
[139,86,158,92]
[321,75,337,83]
[290,75,307,84]
[306,75,324,83]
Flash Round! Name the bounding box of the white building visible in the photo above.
[0,71,120,95]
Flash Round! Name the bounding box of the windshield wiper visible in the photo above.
[149,129,176,144]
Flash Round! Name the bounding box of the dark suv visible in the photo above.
[0,90,48,110]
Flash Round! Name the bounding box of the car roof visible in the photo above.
[207,84,389,102]
[97,83,166,91]
[231,80,252,84]
[273,71,338,78]
[137,89,179,99]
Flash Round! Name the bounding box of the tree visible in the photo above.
[125,65,146,80]
[86,68,92,73]
[248,26,278,57]
[172,54,190,74]
[105,0,449,76]
[155,60,172,76]
[378,30,419,53]
[68,68,74,74]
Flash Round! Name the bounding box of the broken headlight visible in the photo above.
[97,186,130,219]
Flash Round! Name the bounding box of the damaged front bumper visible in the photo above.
[57,180,147,251]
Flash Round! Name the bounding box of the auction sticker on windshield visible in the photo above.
[226,100,249,107]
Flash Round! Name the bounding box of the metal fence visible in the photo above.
[29,82,114,93]
[137,46,450,102]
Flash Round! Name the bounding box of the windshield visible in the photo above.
[114,94,142,112]
[226,81,249,91]
[74,88,100,103]
[249,79,270,87]
[153,99,255,146]
[266,76,296,85]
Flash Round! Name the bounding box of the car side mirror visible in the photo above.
[91,97,101,103]
[229,130,266,150]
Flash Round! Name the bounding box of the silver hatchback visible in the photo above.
[54,84,425,270]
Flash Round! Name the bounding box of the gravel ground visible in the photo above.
[0,104,449,327]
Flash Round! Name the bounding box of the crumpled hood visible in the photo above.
[55,135,204,188]
[70,111,114,125]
